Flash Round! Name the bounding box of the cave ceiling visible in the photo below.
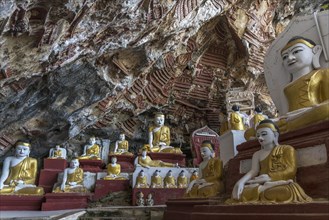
[0,0,325,159]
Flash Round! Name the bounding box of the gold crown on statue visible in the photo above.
[154,112,165,118]
[256,123,277,132]
[16,141,31,148]
[281,38,315,53]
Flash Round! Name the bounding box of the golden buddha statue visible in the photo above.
[151,170,163,188]
[164,170,177,188]
[189,170,199,182]
[135,170,149,188]
[244,106,268,140]
[78,136,101,160]
[113,133,133,156]
[276,36,329,132]
[185,141,224,198]
[145,112,182,154]
[177,170,188,188]
[135,147,179,168]
[48,145,67,159]
[227,120,312,204]
[229,105,249,131]
[0,141,44,195]
[53,158,88,193]
[103,156,127,180]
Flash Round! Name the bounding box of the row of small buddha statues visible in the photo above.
[1,36,327,205]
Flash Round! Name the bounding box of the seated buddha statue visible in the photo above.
[53,158,87,193]
[136,191,145,206]
[48,145,67,159]
[151,170,163,188]
[103,156,127,180]
[227,120,312,204]
[229,105,249,131]
[244,106,269,140]
[190,170,199,182]
[0,141,44,195]
[177,170,188,188]
[78,136,101,160]
[164,170,177,188]
[135,147,179,168]
[146,112,182,154]
[145,193,154,206]
[135,170,149,188]
[275,36,329,133]
[113,133,133,156]
[185,141,224,198]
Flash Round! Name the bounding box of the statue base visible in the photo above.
[132,188,186,205]
[93,179,130,200]
[0,195,44,210]
[164,200,329,220]
[218,130,246,166]
[225,120,329,199]
[38,159,68,193]
[108,154,135,172]
[43,158,67,170]
[41,193,92,211]
[149,152,186,167]
[79,159,104,172]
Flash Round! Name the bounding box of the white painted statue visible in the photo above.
[48,145,67,159]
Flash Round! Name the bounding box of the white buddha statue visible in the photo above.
[78,136,101,160]
[0,141,44,195]
[113,133,133,155]
[53,158,87,193]
[48,145,67,159]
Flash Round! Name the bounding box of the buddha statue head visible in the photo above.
[70,158,80,169]
[200,140,214,160]
[55,145,60,150]
[232,104,240,112]
[256,119,280,148]
[119,133,125,141]
[166,170,173,177]
[139,169,145,177]
[141,147,148,156]
[154,112,165,127]
[154,169,160,177]
[179,170,185,177]
[111,156,117,164]
[88,136,96,145]
[281,36,322,78]
[15,141,31,158]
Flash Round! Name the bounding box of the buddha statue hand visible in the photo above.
[69,181,77,186]
[0,182,4,190]
[232,180,246,200]
[259,179,293,193]
[60,183,65,191]
[246,174,271,184]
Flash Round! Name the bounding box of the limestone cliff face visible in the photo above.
[0,0,325,159]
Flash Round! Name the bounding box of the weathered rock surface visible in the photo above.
[0,0,325,160]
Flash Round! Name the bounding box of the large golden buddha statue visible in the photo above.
[185,141,224,198]
[48,145,67,159]
[146,112,182,154]
[53,158,87,193]
[227,120,312,204]
[276,36,329,132]
[78,136,101,160]
[135,147,179,168]
[113,133,133,156]
[103,156,127,180]
[0,141,44,195]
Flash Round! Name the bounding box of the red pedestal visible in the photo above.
[164,200,329,220]
[38,170,61,193]
[132,188,185,205]
[79,159,104,172]
[149,152,186,167]
[0,195,44,210]
[108,154,135,172]
[38,159,68,193]
[44,158,67,170]
[93,179,130,200]
[225,121,329,199]
[41,193,93,211]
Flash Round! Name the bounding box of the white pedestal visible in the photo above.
[219,130,246,166]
